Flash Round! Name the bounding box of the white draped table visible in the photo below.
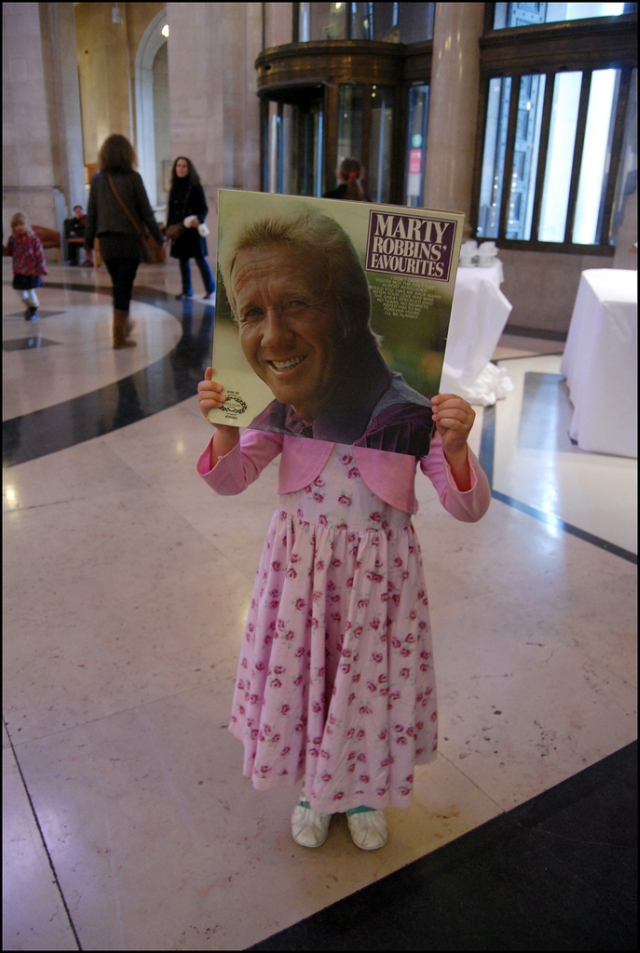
[440,261,514,405]
[560,268,637,458]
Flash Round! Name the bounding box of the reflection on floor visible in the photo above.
[3,263,637,951]
[490,354,637,558]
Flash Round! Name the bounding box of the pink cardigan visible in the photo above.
[197,430,491,521]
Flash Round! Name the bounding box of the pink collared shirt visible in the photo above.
[197,429,491,521]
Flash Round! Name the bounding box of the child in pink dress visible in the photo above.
[197,368,491,851]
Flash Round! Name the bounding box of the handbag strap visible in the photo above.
[169,183,192,227]
[182,185,192,221]
[105,173,146,237]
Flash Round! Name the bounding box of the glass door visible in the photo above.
[263,89,325,196]
[368,84,394,204]
[404,84,429,206]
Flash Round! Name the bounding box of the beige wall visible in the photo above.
[75,1,164,166]
[76,3,133,162]
[500,250,613,334]
[2,2,73,239]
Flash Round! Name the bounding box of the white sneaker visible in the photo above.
[346,809,388,850]
[291,803,331,848]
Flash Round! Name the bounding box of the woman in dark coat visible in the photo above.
[166,157,215,301]
[84,134,164,349]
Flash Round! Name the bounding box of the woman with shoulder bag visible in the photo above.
[84,134,164,349]
[166,157,215,301]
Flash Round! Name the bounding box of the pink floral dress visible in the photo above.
[229,445,437,814]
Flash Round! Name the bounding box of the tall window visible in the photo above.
[475,9,637,249]
[297,2,434,42]
[493,2,636,29]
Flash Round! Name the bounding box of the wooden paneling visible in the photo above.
[401,42,432,84]
[256,41,406,98]
[480,15,637,76]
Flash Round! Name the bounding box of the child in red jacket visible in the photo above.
[3,212,48,320]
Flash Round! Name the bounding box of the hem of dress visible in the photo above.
[229,724,437,812]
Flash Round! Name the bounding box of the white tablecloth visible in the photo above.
[560,269,637,458]
[440,261,514,405]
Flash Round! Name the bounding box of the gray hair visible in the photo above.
[221,208,373,341]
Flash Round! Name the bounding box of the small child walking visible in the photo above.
[3,213,48,320]
[196,369,491,851]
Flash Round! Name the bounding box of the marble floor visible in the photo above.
[3,260,637,951]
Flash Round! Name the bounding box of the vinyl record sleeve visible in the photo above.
[208,190,464,456]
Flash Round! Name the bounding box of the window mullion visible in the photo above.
[530,71,555,242]
[499,74,520,239]
[599,67,632,247]
[564,70,592,244]
[362,83,372,196]
[277,102,285,194]
[292,2,299,43]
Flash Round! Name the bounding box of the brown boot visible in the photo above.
[113,309,136,349]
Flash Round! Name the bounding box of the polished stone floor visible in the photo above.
[2,260,637,950]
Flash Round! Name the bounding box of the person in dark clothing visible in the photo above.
[323,157,370,202]
[64,205,89,265]
[84,134,163,349]
[166,157,215,301]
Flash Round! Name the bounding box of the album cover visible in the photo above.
[208,189,464,456]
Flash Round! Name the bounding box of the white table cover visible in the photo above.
[440,261,514,406]
[561,269,637,458]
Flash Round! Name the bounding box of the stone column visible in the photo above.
[167,2,223,216]
[422,2,485,232]
[40,3,86,214]
[242,2,265,192]
[2,2,61,236]
[264,2,293,47]
[166,1,264,257]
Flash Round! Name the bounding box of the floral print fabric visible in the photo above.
[229,446,437,814]
[6,233,47,278]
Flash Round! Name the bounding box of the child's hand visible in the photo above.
[431,394,475,450]
[197,367,227,419]
[431,394,476,489]
[197,368,239,461]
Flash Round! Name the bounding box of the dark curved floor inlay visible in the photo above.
[3,282,214,468]
[251,742,637,952]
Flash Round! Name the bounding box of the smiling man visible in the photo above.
[221,209,435,456]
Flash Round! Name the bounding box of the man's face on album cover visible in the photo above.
[231,244,345,425]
